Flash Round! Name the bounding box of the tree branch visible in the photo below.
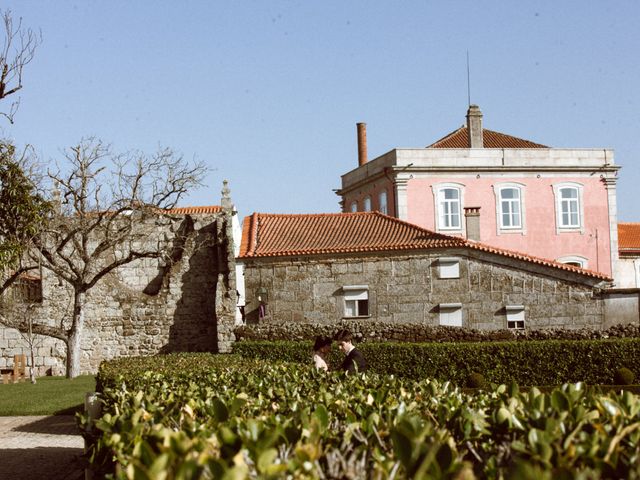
[0,312,67,342]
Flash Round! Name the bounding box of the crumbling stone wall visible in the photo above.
[242,249,606,329]
[0,211,237,375]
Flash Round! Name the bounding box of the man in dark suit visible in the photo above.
[334,329,367,374]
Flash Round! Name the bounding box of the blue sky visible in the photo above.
[2,1,639,222]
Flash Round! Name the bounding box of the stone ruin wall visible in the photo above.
[242,249,605,330]
[0,212,237,375]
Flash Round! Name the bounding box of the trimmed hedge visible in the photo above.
[233,338,640,386]
[234,321,640,344]
[87,353,640,478]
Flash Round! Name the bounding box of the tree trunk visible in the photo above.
[66,291,85,379]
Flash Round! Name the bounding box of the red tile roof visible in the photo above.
[239,212,610,281]
[618,223,640,253]
[165,206,222,215]
[427,126,548,149]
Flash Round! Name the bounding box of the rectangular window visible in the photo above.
[438,257,460,279]
[363,196,372,212]
[560,188,579,227]
[553,183,583,233]
[438,188,461,229]
[9,275,43,304]
[378,191,388,215]
[500,188,522,229]
[343,286,369,317]
[350,201,358,213]
[506,305,525,329]
[439,303,462,327]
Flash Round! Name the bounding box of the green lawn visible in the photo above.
[0,375,95,415]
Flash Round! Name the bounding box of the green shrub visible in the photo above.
[467,372,487,389]
[233,338,640,386]
[614,367,636,385]
[87,354,640,479]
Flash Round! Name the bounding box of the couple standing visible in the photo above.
[313,329,367,374]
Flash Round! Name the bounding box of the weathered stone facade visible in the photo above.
[242,249,606,329]
[0,208,237,375]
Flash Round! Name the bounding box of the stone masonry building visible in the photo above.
[238,212,613,330]
[0,198,238,375]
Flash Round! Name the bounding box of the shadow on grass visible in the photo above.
[0,447,84,480]
[54,403,85,416]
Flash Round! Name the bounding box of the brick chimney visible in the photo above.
[464,207,481,241]
[466,105,483,148]
[357,122,367,166]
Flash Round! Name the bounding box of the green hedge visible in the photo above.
[233,338,640,386]
[87,353,640,478]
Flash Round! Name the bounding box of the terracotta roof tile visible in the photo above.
[427,126,548,149]
[618,223,640,253]
[164,205,222,215]
[239,212,610,281]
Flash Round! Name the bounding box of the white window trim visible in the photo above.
[343,285,370,318]
[350,201,358,213]
[552,182,584,234]
[439,302,463,327]
[363,196,372,212]
[378,190,388,215]
[493,182,526,235]
[556,255,588,269]
[431,183,465,233]
[437,257,460,279]
[506,305,525,330]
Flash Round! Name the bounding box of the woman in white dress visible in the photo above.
[312,336,332,371]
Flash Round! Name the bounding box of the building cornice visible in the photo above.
[337,165,620,196]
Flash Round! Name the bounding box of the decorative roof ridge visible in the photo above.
[618,222,640,225]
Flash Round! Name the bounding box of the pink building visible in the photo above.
[337,106,620,277]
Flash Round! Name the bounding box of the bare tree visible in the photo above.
[0,9,40,123]
[0,137,207,378]
[19,303,44,383]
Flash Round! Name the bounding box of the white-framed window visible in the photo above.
[350,201,358,213]
[494,183,525,232]
[432,183,464,232]
[439,303,462,327]
[437,257,460,279]
[506,305,525,330]
[343,285,369,317]
[378,191,388,215]
[553,183,584,232]
[557,255,588,269]
[363,196,372,212]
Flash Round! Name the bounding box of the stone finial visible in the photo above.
[51,187,62,214]
[466,104,483,148]
[221,180,232,210]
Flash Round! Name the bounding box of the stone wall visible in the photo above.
[0,211,237,375]
[242,249,606,330]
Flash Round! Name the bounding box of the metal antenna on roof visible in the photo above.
[466,50,471,106]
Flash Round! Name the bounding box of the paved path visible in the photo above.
[0,416,84,480]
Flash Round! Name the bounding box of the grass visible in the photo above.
[0,375,95,416]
